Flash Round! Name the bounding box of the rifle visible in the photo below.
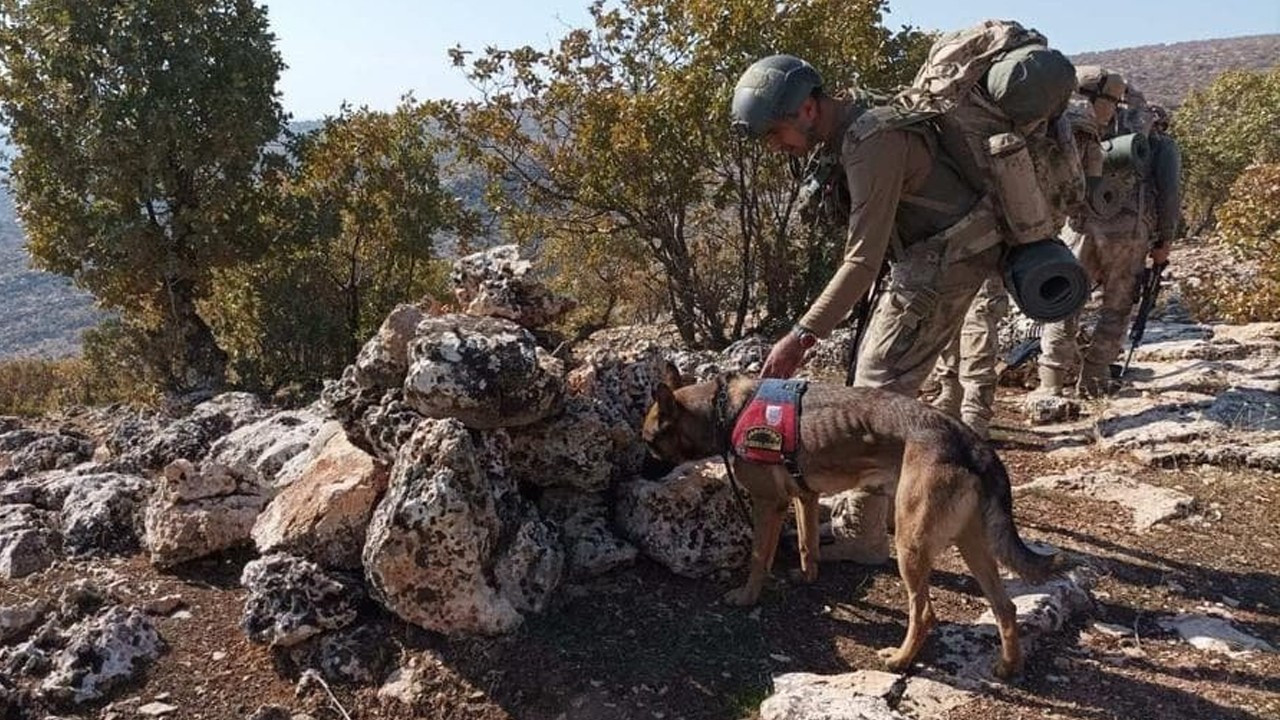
[996,332,1043,376]
[1120,261,1167,377]
[844,265,887,386]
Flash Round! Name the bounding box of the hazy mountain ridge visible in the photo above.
[0,186,104,358]
[1069,33,1279,107]
[1,33,1276,359]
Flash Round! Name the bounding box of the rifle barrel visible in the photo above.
[1120,262,1167,378]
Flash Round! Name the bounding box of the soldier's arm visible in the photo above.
[797,130,911,336]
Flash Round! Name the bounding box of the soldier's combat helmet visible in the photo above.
[730,54,823,138]
[1149,104,1171,132]
[1075,65,1126,103]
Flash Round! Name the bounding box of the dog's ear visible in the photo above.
[662,361,685,389]
[653,381,678,417]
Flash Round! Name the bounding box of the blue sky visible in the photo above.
[265,0,1279,120]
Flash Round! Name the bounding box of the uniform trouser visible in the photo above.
[827,237,1003,562]
[1040,215,1149,372]
[930,275,1009,428]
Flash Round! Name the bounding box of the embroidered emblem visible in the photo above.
[730,379,807,465]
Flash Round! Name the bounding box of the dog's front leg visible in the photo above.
[724,497,787,606]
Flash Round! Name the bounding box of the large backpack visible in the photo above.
[852,20,1084,238]
[902,20,1080,207]
[829,20,1090,321]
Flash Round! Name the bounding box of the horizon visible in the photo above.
[266,0,1280,120]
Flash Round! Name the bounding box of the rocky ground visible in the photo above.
[1,245,1277,720]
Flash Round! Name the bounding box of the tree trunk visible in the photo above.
[162,277,228,393]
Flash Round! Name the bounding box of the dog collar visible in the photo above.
[712,374,736,455]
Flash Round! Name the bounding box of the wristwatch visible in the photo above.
[792,326,819,350]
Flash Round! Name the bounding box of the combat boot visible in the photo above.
[1032,365,1066,397]
[1077,361,1116,398]
[823,490,891,565]
[931,377,963,419]
[962,413,991,441]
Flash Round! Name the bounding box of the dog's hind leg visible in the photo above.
[790,493,820,584]
[879,535,937,673]
[957,520,1022,680]
[724,496,788,606]
[880,540,942,671]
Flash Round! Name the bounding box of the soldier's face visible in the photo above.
[763,98,819,156]
[1093,97,1118,126]
[764,120,811,156]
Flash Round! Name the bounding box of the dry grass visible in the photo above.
[0,356,155,416]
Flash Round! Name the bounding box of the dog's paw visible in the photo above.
[993,657,1023,681]
[786,567,819,584]
[722,586,759,606]
[878,646,913,673]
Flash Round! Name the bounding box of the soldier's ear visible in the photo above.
[662,361,685,389]
[654,382,678,417]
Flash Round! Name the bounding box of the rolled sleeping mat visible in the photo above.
[1003,238,1089,322]
[1087,174,1127,220]
[1101,132,1151,175]
[985,44,1077,127]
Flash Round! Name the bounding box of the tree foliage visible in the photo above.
[0,0,287,391]
[1183,162,1280,323]
[1173,66,1280,234]
[433,0,928,347]
[204,101,467,392]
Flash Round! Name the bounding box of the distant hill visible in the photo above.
[1069,34,1279,108]
[0,187,103,359]
[0,119,486,360]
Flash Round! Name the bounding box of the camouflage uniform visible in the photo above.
[1039,86,1181,396]
[1038,214,1150,386]
[798,101,1005,563]
[929,275,1009,438]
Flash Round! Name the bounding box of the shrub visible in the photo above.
[1181,163,1280,322]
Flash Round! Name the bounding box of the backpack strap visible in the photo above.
[849,105,976,218]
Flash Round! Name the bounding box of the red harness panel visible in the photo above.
[730,380,806,465]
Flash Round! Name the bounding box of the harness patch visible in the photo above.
[731,380,807,465]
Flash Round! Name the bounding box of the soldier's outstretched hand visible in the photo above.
[760,333,805,378]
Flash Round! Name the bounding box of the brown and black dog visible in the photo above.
[641,366,1064,679]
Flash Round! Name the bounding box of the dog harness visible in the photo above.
[723,378,812,493]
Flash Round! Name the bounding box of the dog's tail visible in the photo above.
[973,446,1068,583]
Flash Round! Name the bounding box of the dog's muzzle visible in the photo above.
[639,452,678,481]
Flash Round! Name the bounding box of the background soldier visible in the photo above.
[1035,67,1141,397]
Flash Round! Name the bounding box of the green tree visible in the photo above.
[433,0,927,348]
[204,101,468,391]
[1174,66,1280,234]
[0,0,287,391]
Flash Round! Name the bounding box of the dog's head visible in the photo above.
[639,362,717,479]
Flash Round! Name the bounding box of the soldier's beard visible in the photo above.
[804,123,821,150]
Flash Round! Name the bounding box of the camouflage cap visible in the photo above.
[1075,65,1126,103]
[730,54,824,138]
